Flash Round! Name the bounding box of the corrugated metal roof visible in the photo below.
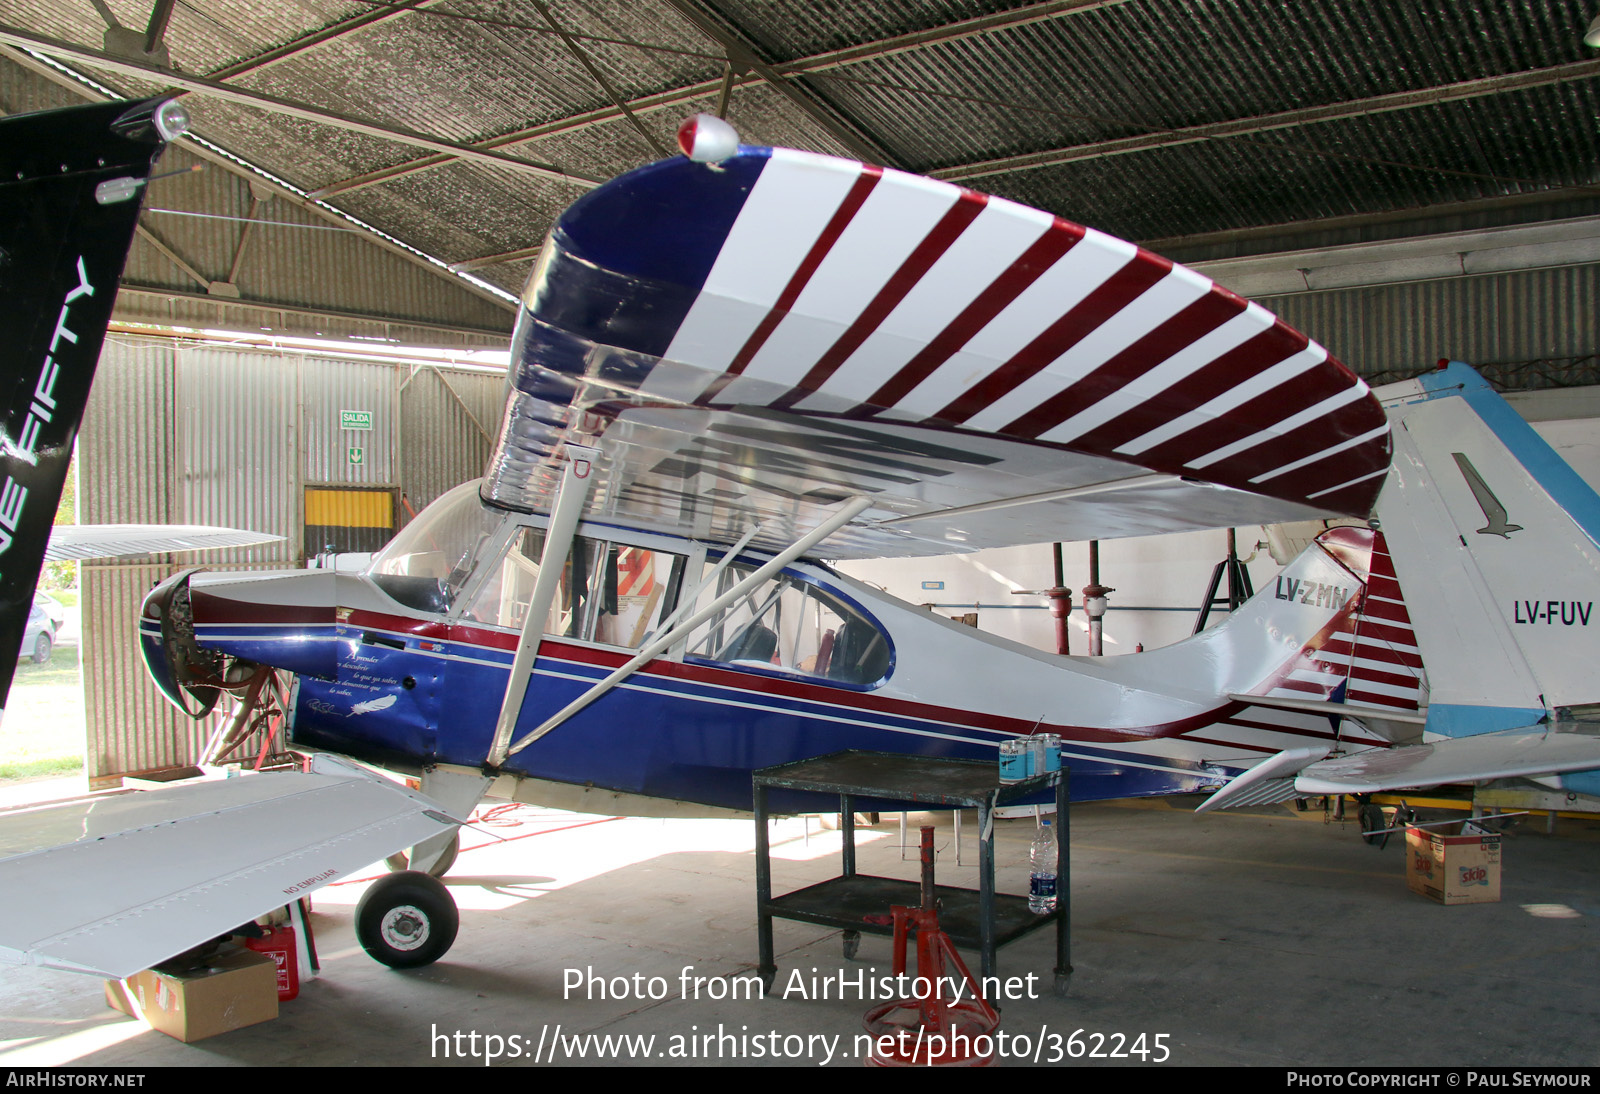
[0,0,1595,356]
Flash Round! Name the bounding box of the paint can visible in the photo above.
[1037,733,1061,773]
[998,739,1028,782]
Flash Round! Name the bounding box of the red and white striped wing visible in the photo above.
[488,147,1391,557]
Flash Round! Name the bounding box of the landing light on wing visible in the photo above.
[676,113,739,163]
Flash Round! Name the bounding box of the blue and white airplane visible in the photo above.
[3,108,1596,982]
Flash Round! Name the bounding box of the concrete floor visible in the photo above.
[1,795,1597,1068]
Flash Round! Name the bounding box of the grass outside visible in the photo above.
[0,610,84,782]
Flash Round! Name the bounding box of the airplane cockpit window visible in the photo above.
[683,562,891,687]
[586,544,687,649]
[459,529,687,650]
[366,481,503,616]
[462,527,547,630]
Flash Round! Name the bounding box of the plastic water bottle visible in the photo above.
[1028,819,1058,914]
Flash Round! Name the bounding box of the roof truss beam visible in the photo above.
[0,23,601,189]
[657,0,896,165]
[310,0,1132,198]
[201,0,440,84]
[0,42,517,318]
[443,58,1600,272]
[927,59,1600,183]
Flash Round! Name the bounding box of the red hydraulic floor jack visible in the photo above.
[861,827,1001,1067]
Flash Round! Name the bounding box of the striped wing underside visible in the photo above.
[484,148,1391,559]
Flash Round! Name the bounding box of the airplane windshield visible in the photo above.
[366,481,505,615]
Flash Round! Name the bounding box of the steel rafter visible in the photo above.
[310,0,1131,198]
[0,42,518,317]
[927,59,1600,184]
[0,24,602,189]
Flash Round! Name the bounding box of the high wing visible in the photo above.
[483,142,1391,558]
[44,524,286,562]
[0,755,460,978]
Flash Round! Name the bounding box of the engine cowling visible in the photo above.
[140,569,248,717]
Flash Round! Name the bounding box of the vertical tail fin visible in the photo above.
[1229,525,1426,725]
[0,98,184,709]
[1375,362,1600,734]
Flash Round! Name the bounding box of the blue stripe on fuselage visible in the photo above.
[283,626,1228,811]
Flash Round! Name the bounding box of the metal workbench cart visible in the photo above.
[752,750,1070,1000]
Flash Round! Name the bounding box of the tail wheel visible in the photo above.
[356,871,458,969]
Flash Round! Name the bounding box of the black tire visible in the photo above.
[385,831,460,878]
[31,633,51,664]
[1359,802,1390,849]
[356,871,458,968]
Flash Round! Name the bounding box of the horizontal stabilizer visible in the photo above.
[1227,692,1427,725]
[1295,722,1600,795]
[45,524,285,562]
[0,756,459,978]
[1196,746,1331,813]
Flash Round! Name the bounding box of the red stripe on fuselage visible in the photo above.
[341,604,1250,745]
[193,592,336,626]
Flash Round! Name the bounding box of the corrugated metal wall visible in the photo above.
[78,341,209,783]
[1264,263,1600,385]
[398,365,505,515]
[79,335,502,785]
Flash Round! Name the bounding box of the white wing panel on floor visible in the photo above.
[0,755,459,978]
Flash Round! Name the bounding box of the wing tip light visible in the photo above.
[677,113,739,163]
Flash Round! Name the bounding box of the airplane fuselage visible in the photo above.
[141,481,1390,814]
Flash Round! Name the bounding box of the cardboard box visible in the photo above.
[1406,821,1502,905]
[105,944,279,1042]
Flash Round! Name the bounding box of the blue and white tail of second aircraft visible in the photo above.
[1204,360,1600,809]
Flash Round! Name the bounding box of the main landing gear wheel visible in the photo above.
[356,871,459,968]
[1358,800,1390,849]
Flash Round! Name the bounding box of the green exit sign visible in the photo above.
[341,410,372,430]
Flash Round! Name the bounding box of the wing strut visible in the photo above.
[486,446,599,769]
[502,495,872,759]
